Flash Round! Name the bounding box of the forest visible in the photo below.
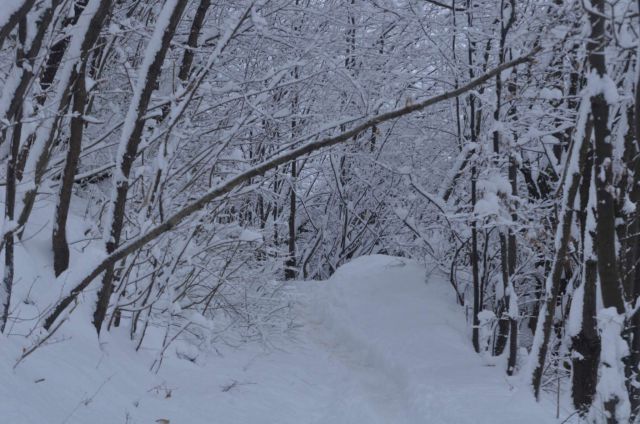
[0,0,639,422]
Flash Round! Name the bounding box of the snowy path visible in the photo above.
[296,255,555,424]
[1,255,557,423]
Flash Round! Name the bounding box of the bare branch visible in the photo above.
[42,50,537,331]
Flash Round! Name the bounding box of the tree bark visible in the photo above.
[587,0,628,419]
[93,0,189,334]
[571,161,600,415]
[588,2,624,316]
[178,0,210,82]
[52,65,87,276]
[0,21,27,332]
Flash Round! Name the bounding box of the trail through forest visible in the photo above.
[297,255,556,424]
[1,255,557,423]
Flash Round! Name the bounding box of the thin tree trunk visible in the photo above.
[16,0,89,178]
[492,0,516,360]
[0,1,60,140]
[630,5,640,413]
[93,0,189,334]
[505,45,518,376]
[0,20,28,333]
[53,65,87,276]
[471,164,481,353]
[15,0,110,238]
[1,118,20,333]
[466,0,482,353]
[178,0,210,82]
[285,159,297,279]
[506,156,518,375]
[529,112,592,399]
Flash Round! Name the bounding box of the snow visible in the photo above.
[475,191,501,217]
[594,308,630,421]
[0,0,25,32]
[567,280,585,337]
[0,254,555,423]
[250,6,268,32]
[239,228,262,242]
[623,195,636,214]
[474,174,513,221]
[586,70,619,105]
[539,88,562,100]
[477,309,497,352]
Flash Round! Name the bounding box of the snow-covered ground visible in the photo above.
[0,254,556,423]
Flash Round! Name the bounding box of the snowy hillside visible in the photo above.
[1,255,555,423]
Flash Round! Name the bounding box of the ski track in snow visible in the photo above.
[0,254,559,423]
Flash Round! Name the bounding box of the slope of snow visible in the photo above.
[0,254,557,423]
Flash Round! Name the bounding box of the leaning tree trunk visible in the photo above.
[15,0,110,239]
[93,0,189,334]
[177,0,210,82]
[39,52,534,338]
[52,64,87,276]
[16,0,89,180]
[0,19,31,333]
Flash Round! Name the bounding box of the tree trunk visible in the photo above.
[285,159,297,279]
[529,112,592,399]
[0,19,29,332]
[53,65,87,276]
[15,0,110,238]
[178,0,210,82]
[587,0,628,419]
[93,0,188,334]
[571,167,599,415]
[0,0,36,49]
[471,164,481,353]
